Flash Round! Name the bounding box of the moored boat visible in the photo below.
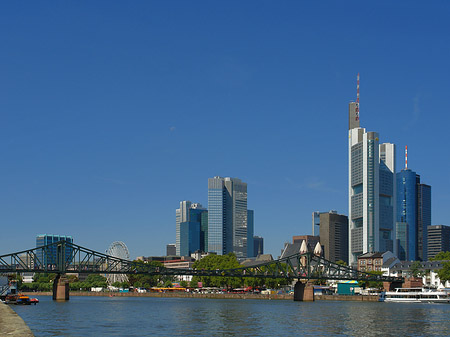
[380,287,450,303]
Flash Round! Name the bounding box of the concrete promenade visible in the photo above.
[0,302,34,336]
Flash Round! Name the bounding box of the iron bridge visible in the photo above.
[0,241,402,282]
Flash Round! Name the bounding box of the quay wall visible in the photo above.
[315,294,379,302]
[23,291,379,301]
[0,302,34,336]
[23,291,293,300]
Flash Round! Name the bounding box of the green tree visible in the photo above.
[336,260,348,266]
[180,280,188,288]
[358,271,384,289]
[430,251,450,283]
[127,260,164,288]
[409,261,423,278]
[430,251,450,261]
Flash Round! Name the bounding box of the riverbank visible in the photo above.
[22,291,379,301]
[0,302,34,336]
[23,291,293,300]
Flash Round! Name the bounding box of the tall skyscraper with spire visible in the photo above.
[396,146,431,261]
[348,74,396,265]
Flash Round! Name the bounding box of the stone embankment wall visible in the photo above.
[23,291,293,300]
[24,291,379,301]
[0,302,34,336]
[315,295,379,302]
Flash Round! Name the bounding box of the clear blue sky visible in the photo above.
[1,1,449,258]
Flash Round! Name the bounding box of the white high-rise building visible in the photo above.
[348,79,396,266]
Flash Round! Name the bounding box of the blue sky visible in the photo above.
[1,1,449,258]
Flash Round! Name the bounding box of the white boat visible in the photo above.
[380,287,450,303]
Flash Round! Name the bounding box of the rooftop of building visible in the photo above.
[358,252,384,259]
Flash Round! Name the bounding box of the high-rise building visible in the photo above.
[176,202,206,256]
[176,201,191,256]
[417,183,431,261]
[200,211,208,252]
[317,211,349,263]
[166,244,176,256]
[396,169,418,260]
[36,234,73,266]
[427,225,450,259]
[348,75,396,265]
[247,210,255,257]
[396,147,432,261]
[253,236,264,256]
[208,176,248,257]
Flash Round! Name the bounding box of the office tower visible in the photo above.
[208,176,248,257]
[253,236,264,256]
[427,225,450,259]
[317,211,349,263]
[247,210,255,257]
[396,168,417,260]
[417,183,431,260]
[36,234,73,266]
[200,211,208,252]
[176,202,207,256]
[176,201,192,256]
[348,74,396,265]
[312,211,320,236]
[396,147,432,261]
[166,244,176,256]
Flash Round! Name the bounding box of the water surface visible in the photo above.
[13,296,450,336]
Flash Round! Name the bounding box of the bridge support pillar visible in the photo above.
[293,281,314,302]
[53,274,69,301]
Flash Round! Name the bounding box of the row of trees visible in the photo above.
[190,253,289,289]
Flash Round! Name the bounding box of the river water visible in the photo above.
[12,296,450,336]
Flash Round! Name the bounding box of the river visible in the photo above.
[12,296,450,336]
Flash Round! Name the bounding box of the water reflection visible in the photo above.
[12,296,450,336]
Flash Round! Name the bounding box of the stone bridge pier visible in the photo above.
[53,274,69,301]
[293,281,314,301]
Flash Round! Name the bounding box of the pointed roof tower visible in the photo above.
[300,240,308,254]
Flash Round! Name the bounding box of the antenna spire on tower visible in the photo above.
[355,73,360,121]
[405,145,408,170]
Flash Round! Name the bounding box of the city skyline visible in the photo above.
[1,2,450,259]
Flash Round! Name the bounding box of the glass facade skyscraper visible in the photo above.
[247,210,254,258]
[395,168,431,261]
[207,176,248,257]
[176,202,206,256]
[35,234,73,267]
[396,169,417,260]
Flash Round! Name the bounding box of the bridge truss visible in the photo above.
[0,241,401,283]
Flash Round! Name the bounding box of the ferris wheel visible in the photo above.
[106,241,130,285]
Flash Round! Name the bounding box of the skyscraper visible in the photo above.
[348,75,396,265]
[427,225,450,259]
[207,176,248,257]
[247,210,255,258]
[396,169,417,260]
[396,147,432,261]
[417,183,431,260]
[36,234,73,267]
[317,211,349,263]
[176,201,206,256]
